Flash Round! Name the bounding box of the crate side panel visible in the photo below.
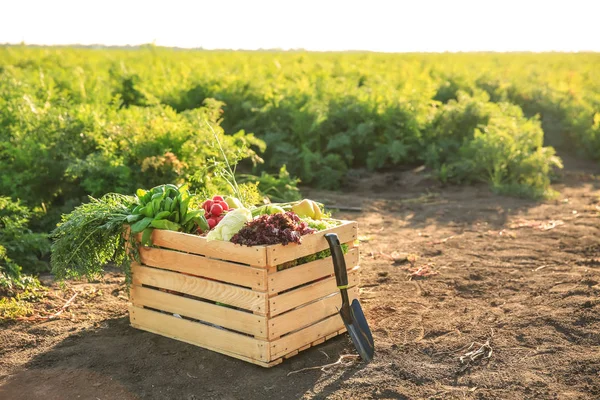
[268,287,359,339]
[130,285,267,338]
[129,306,269,362]
[149,230,268,267]
[268,266,360,317]
[132,263,267,314]
[266,221,357,267]
[270,314,346,359]
[268,248,359,294]
[139,247,267,291]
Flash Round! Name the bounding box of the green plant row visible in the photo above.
[1,47,599,279]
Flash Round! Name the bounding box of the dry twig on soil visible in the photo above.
[16,291,80,322]
[508,219,564,231]
[378,251,420,266]
[458,330,494,373]
[429,235,456,245]
[460,340,493,364]
[407,264,439,280]
[48,292,79,320]
[287,354,359,376]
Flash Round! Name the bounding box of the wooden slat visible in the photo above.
[277,331,347,362]
[268,287,359,339]
[298,344,311,352]
[139,247,267,291]
[129,306,271,364]
[132,263,267,314]
[268,248,359,293]
[283,350,299,359]
[269,267,360,317]
[270,314,346,359]
[284,329,342,360]
[130,285,267,338]
[148,230,268,267]
[266,221,357,266]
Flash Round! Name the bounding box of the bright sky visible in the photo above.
[1,0,598,52]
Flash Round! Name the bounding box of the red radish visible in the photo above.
[212,195,224,202]
[203,200,214,212]
[218,201,229,211]
[210,203,223,217]
[207,218,217,229]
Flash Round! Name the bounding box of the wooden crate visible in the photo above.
[128,220,359,367]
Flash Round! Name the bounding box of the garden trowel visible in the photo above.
[325,233,374,362]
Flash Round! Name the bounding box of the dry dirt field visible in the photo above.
[1,157,599,400]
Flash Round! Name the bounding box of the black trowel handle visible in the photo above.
[325,233,351,312]
[325,233,348,288]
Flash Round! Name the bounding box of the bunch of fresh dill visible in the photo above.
[50,193,136,283]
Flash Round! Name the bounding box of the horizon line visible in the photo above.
[1,43,598,55]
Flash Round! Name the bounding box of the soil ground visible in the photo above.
[1,157,599,400]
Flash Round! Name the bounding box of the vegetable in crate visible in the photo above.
[206,208,252,242]
[129,184,209,244]
[224,196,244,210]
[231,212,315,246]
[51,193,135,281]
[51,184,208,283]
[303,218,341,231]
[250,199,324,219]
[202,195,232,230]
[252,204,286,216]
[291,199,324,220]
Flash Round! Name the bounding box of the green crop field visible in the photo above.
[1,46,599,284]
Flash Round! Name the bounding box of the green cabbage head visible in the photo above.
[206,208,252,241]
